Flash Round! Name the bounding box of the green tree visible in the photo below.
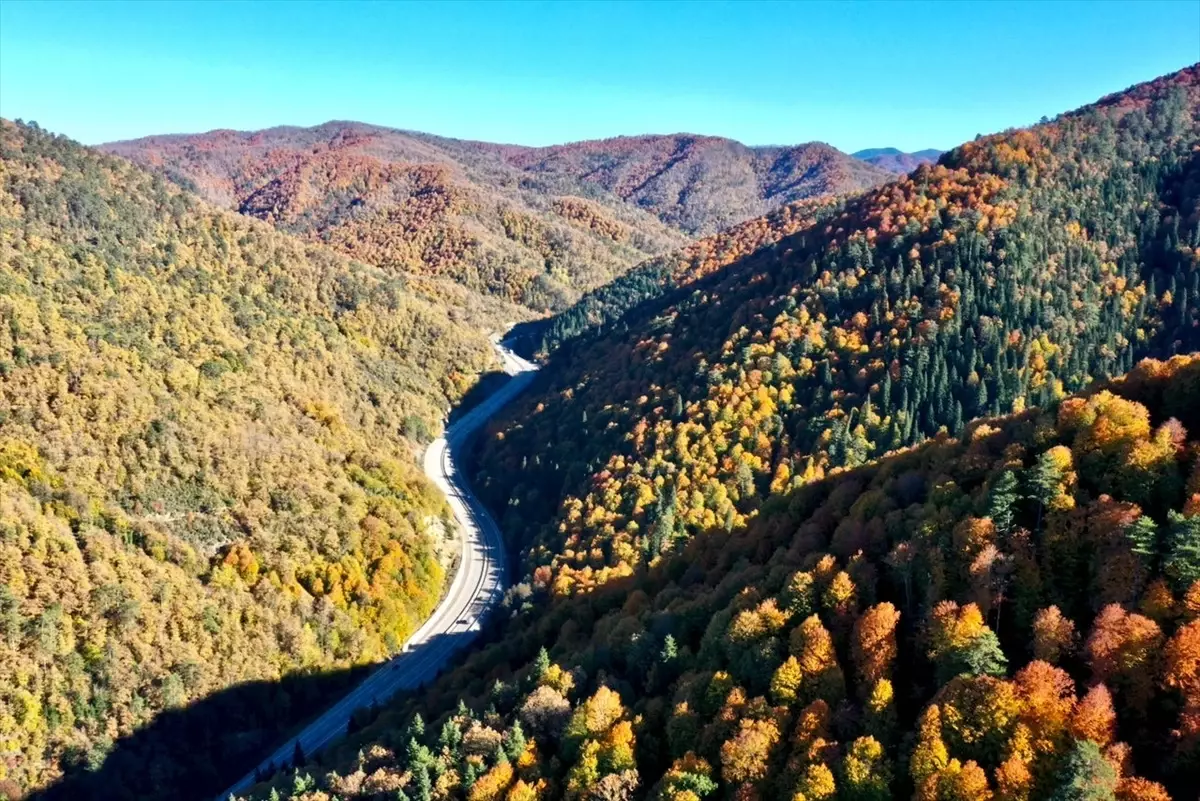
[1050,740,1118,801]
[987,470,1020,535]
[503,721,527,760]
[1165,510,1200,592]
[1027,450,1064,532]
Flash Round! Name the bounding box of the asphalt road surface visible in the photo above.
[219,339,538,799]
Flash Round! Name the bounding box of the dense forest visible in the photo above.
[526,195,843,356]
[102,124,691,313]
[494,135,892,236]
[241,354,1200,801]
[0,119,512,796]
[223,66,1200,801]
[475,66,1200,598]
[103,126,893,315]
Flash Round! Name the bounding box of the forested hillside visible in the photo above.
[102,123,691,313]
[494,135,892,236]
[225,65,1200,801]
[242,354,1200,801]
[102,126,891,314]
[476,65,1200,597]
[526,195,843,356]
[0,120,505,796]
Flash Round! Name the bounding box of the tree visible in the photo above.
[1027,448,1073,531]
[503,721,527,761]
[910,706,950,787]
[841,736,892,801]
[1013,660,1075,748]
[928,602,1007,683]
[407,713,426,742]
[411,763,433,801]
[1049,740,1117,801]
[864,679,898,743]
[1033,606,1077,664]
[853,602,901,692]
[770,656,803,705]
[719,718,780,784]
[440,719,464,755]
[1165,510,1200,591]
[790,614,845,702]
[1070,684,1116,747]
[1124,517,1160,571]
[1085,605,1163,712]
[988,471,1020,535]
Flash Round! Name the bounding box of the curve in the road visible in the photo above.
[219,340,538,799]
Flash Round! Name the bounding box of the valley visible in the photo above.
[0,16,1196,801]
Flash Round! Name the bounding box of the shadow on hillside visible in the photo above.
[450,369,513,426]
[500,319,546,360]
[33,629,486,801]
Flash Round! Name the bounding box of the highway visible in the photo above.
[219,338,538,799]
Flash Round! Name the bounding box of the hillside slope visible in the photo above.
[101,124,691,313]
[0,120,509,797]
[477,64,1200,595]
[495,134,892,236]
[244,355,1200,801]
[226,65,1200,801]
[101,126,891,312]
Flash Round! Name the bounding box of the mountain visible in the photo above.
[853,146,944,173]
[0,119,521,797]
[493,135,893,236]
[101,127,890,312]
[228,66,1200,800]
[519,193,844,356]
[102,122,690,314]
[248,357,1200,801]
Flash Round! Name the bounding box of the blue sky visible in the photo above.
[1,0,1197,151]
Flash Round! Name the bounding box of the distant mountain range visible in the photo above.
[494,133,893,235]
[101,126,892,311]
[852,145,943,173]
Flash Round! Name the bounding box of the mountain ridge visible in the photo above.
[100,124,891,308]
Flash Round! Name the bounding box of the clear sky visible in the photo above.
[1,0,1197,152]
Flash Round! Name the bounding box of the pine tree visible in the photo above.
[1027,450,1064,533]
[1124,516,1160,571]
[1050,739,1118,801]
[532,646,551,682]
[661,633,678,664]
[412,764,433,801]
[1165,510,1200,592]
[503,721,527,761]
[406,713,425,742]
[987,470,1020,534]
[439,719,463,755]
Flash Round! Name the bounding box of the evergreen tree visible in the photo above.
[987,470,1020,534]
[532,646,551,682]
[406,713,425,742]
[1125,516,1160,571]
[1027,450,1064,532]
[503,721,527,761]
[661,633,679,664]
[1050,739,1118,801]
[412,764,433,801]
[1165,510,1200,592]
[439,719,463,756]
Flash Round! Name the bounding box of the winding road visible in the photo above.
[219,339,538,799]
